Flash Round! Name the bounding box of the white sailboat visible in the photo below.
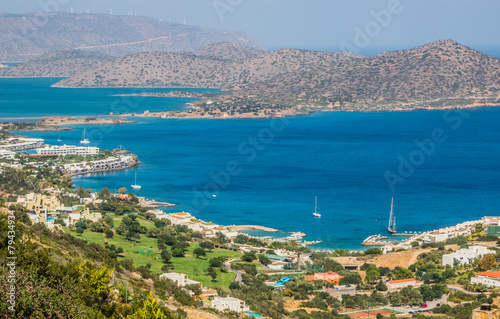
[313,196,321,218]
[57,136,62,142]
[388,197,396,234]
[131,172,141,190]
[80,128,90,144]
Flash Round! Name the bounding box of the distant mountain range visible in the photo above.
[0,12,265,62]
[54,40,500,112]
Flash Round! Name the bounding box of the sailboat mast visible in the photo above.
[315,196,317,214]
[388,197,393,229]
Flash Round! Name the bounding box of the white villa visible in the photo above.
[211,297,249,313]
[159,272,202,287]
[471,271,500,288]
[442,245,494,267]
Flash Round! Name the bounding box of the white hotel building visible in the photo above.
[36,144,99,156]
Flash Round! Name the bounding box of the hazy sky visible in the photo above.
[4,0,500,55]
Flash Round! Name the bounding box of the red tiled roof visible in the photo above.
[477,271,500,278]
[388,278,418,284]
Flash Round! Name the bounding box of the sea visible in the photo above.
[2,77,500,250]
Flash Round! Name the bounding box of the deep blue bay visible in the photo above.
[4,78,500,250]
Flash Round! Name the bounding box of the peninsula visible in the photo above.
[54,40,500,116]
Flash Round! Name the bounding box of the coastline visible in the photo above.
[4,103,499,124]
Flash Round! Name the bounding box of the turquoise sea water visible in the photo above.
[0,78,219,118]
[4,78,500,250]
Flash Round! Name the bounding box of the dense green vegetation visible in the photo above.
[0,208,189,318]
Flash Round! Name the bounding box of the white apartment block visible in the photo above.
[63,155,135,173]
[442,245,494,267]
[167,212,194,225]
[36,144,99,156]
[483,216,500,226]
[211,297,250,313]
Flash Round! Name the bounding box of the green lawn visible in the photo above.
[170,244,241,289]
[66,214,242,290]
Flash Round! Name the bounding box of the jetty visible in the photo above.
[362,234,389,246]
[139,198,175,208]
[228,225,279,232]
[392,232,416,237]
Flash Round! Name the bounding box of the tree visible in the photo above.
[54,218,65,225]
[206,267,217,282]
[116,223,127,235]
[200,241,214,251]
[161,264,174,273]
[478,254,497,270]
[376,280,388,291]
[364,248,383,255]
[154,220,167,228]
[340,273,363,285]
[171,248,184,257]
[89,221,106,233]
[193,247,206,259]
[118,187,127,194]
[75,220,87,229]
[234,234,249,244]
[125,231,140,242]
[209,257,224,268]
[129,291,172,319]
[161,249,172,263]
[392,267,413,280]
[365,265,381,283]
[185,284,202,296]
[104,229,114,239]
[442,268,456,279]
[242,251,257,262]
[103,214,113,225]
[259,254,271,266]
[100,187,110,198]
[76,227,84,235]
[388,291,402,306]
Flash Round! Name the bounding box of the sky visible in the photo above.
[4,0,500,56]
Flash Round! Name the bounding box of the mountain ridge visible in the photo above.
[0,12,265,62]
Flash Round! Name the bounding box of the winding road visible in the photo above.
[224,259,243,284]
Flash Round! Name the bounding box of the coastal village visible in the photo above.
[2,124,500,318]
